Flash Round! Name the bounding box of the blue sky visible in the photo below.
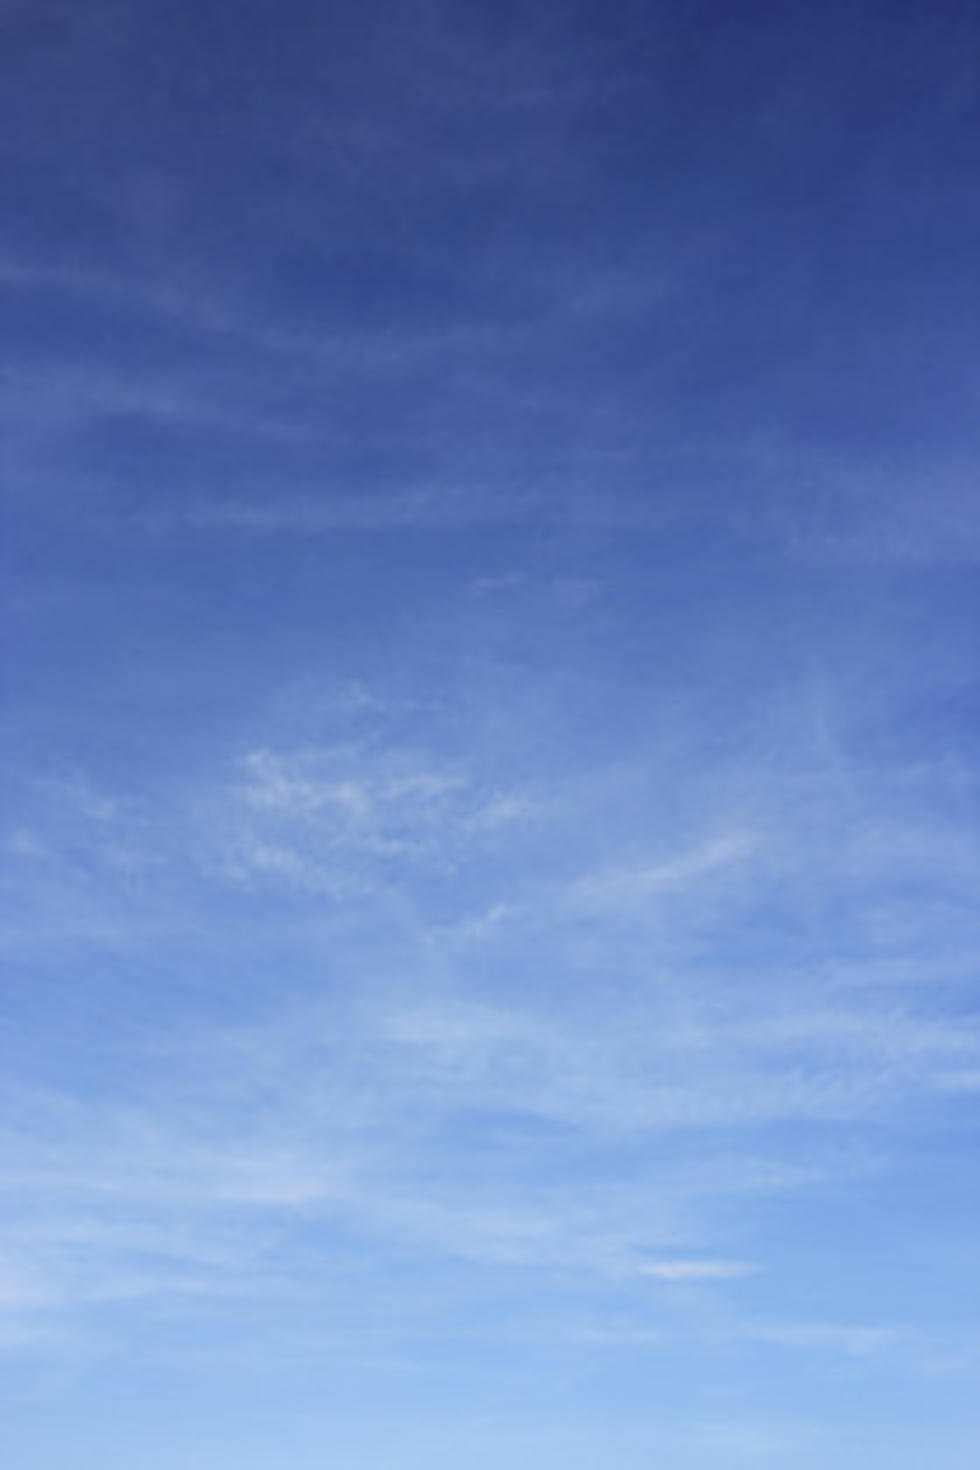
[3,1,980,1465]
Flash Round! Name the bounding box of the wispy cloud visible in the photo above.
[637,1259,757,1282]
[564,831,758,917]
[4,1,980,1460]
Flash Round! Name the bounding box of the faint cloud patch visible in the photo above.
[637,1258,757,1282]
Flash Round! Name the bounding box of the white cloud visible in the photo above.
[3,695,978,1366]
[565,831,758,916]
[637,1259,756,1282]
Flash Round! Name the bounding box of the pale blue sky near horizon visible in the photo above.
[3,2,980,1466]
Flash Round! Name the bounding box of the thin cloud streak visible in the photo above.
[3,6,979,1460]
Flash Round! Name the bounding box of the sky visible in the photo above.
[2,1,980,1465]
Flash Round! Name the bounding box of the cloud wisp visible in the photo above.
[3,703,978,1380]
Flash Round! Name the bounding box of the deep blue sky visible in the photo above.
[3,3,980,1467]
